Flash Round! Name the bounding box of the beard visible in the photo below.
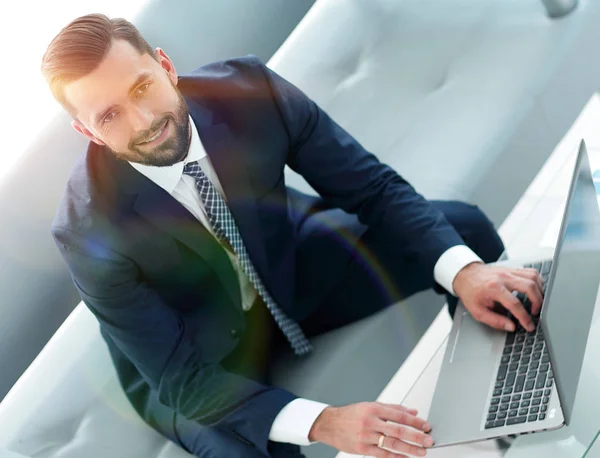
[109,86,191,167]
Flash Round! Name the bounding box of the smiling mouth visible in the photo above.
[138,120,168,145]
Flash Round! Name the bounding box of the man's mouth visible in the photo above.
[139,120,168,145]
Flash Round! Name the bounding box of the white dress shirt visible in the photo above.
[129,116,482,446]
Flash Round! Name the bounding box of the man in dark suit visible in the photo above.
[43,14,544,458]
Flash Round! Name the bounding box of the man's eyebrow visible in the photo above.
[93,71,153,126]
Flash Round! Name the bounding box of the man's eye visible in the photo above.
[137,83,150,94]
[103,112,116,123]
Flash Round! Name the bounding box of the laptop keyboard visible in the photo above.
[484,259,554,430]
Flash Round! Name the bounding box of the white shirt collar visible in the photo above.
[129,115,206,194]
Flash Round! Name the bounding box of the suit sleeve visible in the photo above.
[52,228,297,456]
[247,56,466,283]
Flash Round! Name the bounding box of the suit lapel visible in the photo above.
[133,170,242,311]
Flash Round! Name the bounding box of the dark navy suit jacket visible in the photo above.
[52,56,464,455]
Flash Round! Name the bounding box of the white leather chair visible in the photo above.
[2,1,600,457]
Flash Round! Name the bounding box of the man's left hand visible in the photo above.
[453,262,543,332]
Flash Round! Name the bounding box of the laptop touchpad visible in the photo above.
[451,309,498,364]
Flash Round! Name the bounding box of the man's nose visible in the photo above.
[129,105,155,134]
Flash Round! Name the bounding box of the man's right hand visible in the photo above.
[308,402,433,457]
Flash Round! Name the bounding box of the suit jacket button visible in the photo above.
[230,329,239,338]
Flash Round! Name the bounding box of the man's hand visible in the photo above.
[308,402,433,457]
[453,262,543,332]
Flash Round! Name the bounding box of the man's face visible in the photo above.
[65,39,190,167]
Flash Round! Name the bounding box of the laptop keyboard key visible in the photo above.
[497,365,508,381]
[536,375,547,390]
[500,404,509,412]
[539,413,546,421]
[506,333,516,345]
[544,389,551,396]
[521,400,531,408]
[488,414,497,421]
[508,410,518,418]
[507,416,527,426]
[542,397,549,405]
[491,398,500,405]
[489,405,499,413]
[532,399,541,406]
[486,420,505,429]
[542,262,552,275]
[514,383,524,393]
[523,392,532,400]
[525,380,535,391]
[510,402,519,410]
[519,408,528,416]
[541,405,548,413]
[501,356,510,364]
[509,363,518,372]
[528,414,538,422]
[530,406,540,414]
[503,387,513,395]
[526,336,535,345]
[506,372,516,386]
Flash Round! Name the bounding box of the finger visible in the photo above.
[495,286,535,332]
[514,268,543,292]
[365,445,409,458]
[385,404,419,415]
[505,276,543,324]
[473,307,516,332]
[378,406,431,432]
[511,270,544,316]
[379,435,428,457]
[378,420,434,447]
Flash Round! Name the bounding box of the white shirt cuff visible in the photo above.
[268,398,329,445]
[434,245,483,296]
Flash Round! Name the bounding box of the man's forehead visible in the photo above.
[64,41,155,122]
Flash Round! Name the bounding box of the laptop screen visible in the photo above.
[541,140,600,425]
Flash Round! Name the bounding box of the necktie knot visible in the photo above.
[183,161,205,179]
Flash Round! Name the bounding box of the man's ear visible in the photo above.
[71,119,106,146]
[155,47,178,86]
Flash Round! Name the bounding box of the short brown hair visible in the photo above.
[41,13,156,116]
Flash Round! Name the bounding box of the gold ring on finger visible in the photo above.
[378,434,385,448]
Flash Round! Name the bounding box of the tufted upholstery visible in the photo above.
[272,0,600,227]
[3,1,600,457]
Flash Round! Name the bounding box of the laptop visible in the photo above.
[427,140,600,447]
